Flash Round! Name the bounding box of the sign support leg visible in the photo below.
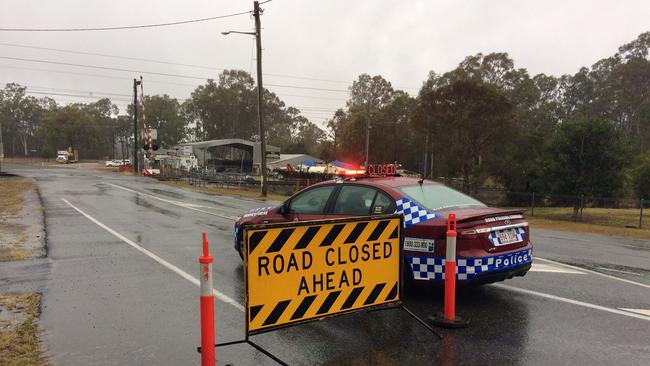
[400,304,444,339]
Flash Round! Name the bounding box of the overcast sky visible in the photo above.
[1,0,649,128]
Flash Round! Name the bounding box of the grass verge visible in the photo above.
[0,293,47,366]
[527,215,650,240]
[0,176,35,260]
[0,176,30,216]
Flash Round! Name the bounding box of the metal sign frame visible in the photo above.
[243,214,404,336]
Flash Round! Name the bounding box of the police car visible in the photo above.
[234,164,532,286]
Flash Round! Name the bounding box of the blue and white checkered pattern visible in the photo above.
[395,197,442,228]
[405,248,533,281]
[488,227,526,246]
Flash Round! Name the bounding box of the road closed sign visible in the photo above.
[244,214,403,334]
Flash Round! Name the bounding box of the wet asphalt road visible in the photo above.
[1,163,649,366]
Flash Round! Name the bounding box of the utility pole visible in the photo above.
[111,124,116,160]
[364,101,370,169]
[0,117,4,174]
[221,1,267,196]
[133,78,140,173]
[253,0,267,197]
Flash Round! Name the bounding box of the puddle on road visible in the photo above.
[206,223,232,232]
[132,196,180,218]
[197,198,241,210]
[562,260,648,277]
[63,184,108,196]
[147,188,185,199]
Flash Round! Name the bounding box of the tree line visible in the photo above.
[328,32,650,200]
[1,32,649,199]
[0,69,327,162]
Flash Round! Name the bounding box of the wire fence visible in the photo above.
[158,165,333,196]
[471,189,647,229]
[154,166,647,230]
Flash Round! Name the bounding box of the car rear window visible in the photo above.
[398,184,486,211]
[332,185,377,215]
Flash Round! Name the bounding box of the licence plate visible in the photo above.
[404,237,435,252]
[495,229,519,245]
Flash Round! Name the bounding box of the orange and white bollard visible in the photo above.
[430,213,469,328]
[199,232,215,365]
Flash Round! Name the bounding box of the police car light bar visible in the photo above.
[341,169,366,176]
[338,164,398,177]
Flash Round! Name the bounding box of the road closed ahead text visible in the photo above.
[245,216,402,334]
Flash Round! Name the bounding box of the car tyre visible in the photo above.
[237,227,245,260]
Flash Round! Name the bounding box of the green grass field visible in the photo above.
[523,206,650,240]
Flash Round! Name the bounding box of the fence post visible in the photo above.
[579,194,585,221]
[640,198,645,229]
[531,192,535,217]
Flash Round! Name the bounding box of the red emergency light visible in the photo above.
[338,164,399,178]
[340,169,366,176]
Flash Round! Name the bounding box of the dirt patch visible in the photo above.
[0,293,47,365]
[0,176,45,260]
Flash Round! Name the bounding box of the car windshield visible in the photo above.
[398,184,486,212]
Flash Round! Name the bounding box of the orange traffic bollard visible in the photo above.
[430,213,469,328]
[199,232,215,365]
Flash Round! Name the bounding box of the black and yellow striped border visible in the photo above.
[244,214,403,335]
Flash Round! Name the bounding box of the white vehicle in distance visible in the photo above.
[105,160,124,167]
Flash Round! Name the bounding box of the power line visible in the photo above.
[293,106,340,111]
[0,64,199,87]
[0,42,225,71]
[25,85,131,98]
[0,42,419,89]
[26,92,333,122]
[0,10,252,32]
[25,90,132,102]
[14,84,344,110]
[0,56,206,80]
[0,56,350,92]
[265,83,346,92]
[22,89,339,113]
[0,68,348,106]
[278,93,345,101]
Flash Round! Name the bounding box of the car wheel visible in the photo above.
[237,228,245,260]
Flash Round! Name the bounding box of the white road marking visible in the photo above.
[535,257,650,289]
[61,198,245,313]
[529,262,584,274]
[495,284,650,322]
[619,308,650,317]
[107,183,237,220]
